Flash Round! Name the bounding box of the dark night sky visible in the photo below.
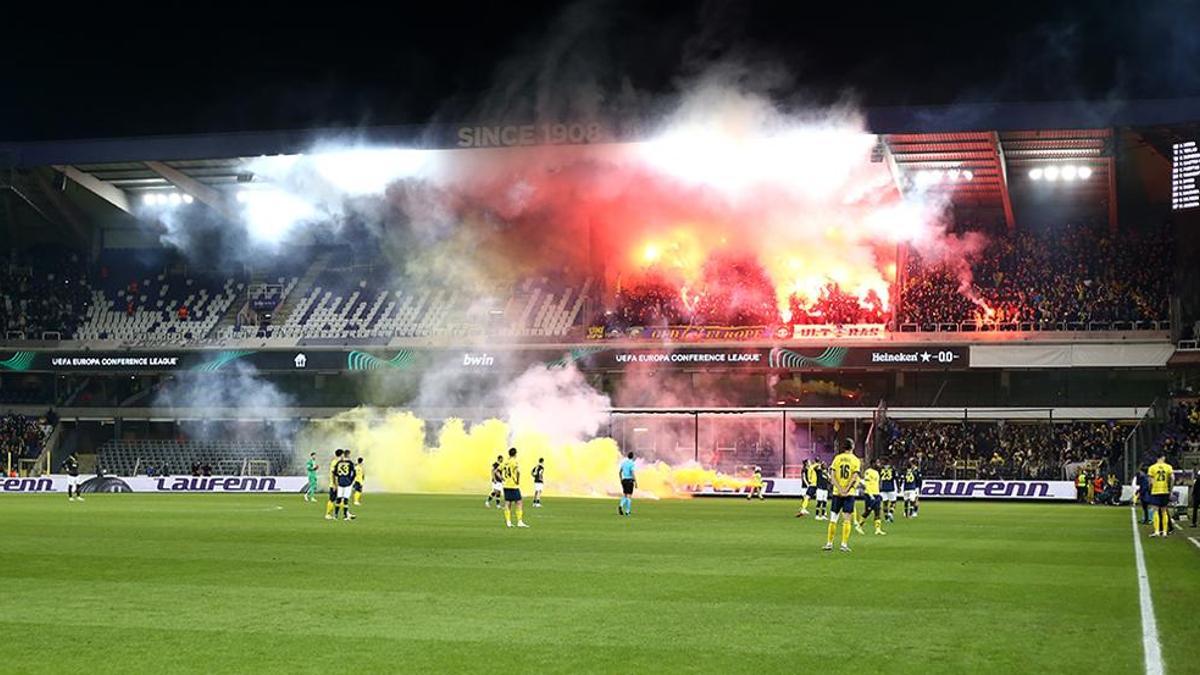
[4,1,1200,141]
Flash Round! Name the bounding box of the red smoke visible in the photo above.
[375,94,973,325]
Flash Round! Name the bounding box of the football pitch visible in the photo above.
[1,494,1196,674]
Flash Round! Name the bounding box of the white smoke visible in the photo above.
[152,361,291,412]
[152,362,297,449]
[503,363,611,444]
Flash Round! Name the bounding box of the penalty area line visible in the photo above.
[1188,536,1200,551]
[1131,508,1164,675]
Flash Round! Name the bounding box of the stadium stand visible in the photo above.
[256,268,591,340]
[1150,400,1200,467]
[97,438,291,477]
[882,420,1127,479]
[0,249,90,339]
[0,221,1173,344]
[0,413,54,462]
[899,223,1171,330]
[701,440,781,478]
[74,253,243,343]
[602,223,1172,333]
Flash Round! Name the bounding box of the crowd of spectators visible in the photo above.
[1148,400,1200,466]
[0,252,90,338]
[0,412,55,462]
[789,285,886,325]
[603,223,1171,332]
[607,262,886,330]
[901,223,1171,327]
[883,419,1125,479]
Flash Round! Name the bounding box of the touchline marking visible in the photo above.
[1188,536,1200,551]
[1131,508,1164,675]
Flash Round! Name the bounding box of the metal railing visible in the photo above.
[131,455,275,477]
[1121,398,1165,481]
[898,320,1169,333]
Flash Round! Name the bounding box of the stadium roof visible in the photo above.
[881,128,1113,227]
[1,97,1197,233]
[3,97,1199,167]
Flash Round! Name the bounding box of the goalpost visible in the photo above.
[244,459,271,476]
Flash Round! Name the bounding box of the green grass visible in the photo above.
[0,494,1195,674]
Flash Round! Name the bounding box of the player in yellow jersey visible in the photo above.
[1147,454,1174,538]
[796,459,818,517]
[501,447,528,528]
[352,457,365,506]
[824,439,862,552]
[747,466,765,500]
[855,460,886,535]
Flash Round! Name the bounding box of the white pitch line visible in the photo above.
[1131,508,1164,675]
[1188,536,1200,551]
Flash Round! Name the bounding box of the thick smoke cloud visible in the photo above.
[151,362,298,465]
[301,363,745,497]
[130,1,1019,495]
[152,362,292,414]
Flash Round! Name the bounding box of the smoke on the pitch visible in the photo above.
[152,361,299,455]
[298,362,746,497]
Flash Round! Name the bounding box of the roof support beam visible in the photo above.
[53,164,131,214]
[991,132,1016,231]
[877,137,908,200]
[143,160,235,219]
[29,169,88,241]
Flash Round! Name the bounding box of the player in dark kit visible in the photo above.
[814,461,831,520]
[531,458,545,507]
[486,455,504,508]
[879,462,898,522]
[325,449,343,519]
[61,453,82,501]
[796,459,817,517]
[903,460,923,518]
[329,452,357,521]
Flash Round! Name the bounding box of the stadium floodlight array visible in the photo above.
[911,168,974,186]
[140,191,195,207]
[1028,165,1093,182]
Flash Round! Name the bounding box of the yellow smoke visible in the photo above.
[298,408,748,498]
